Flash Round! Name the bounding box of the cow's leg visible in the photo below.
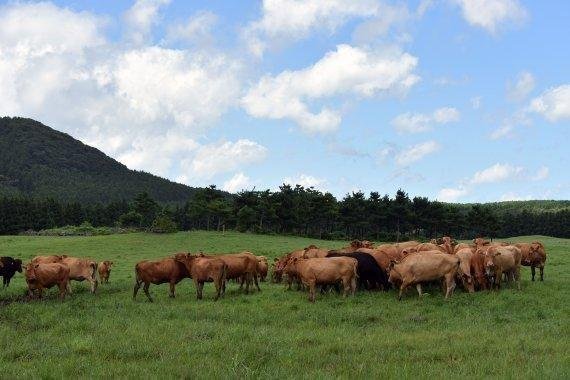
[445,274,456,298]
[2,276,6,288]
[308,281,316,303]
[254,273,261,291]
[531,266,536,281]
[398,281,410,301]
[133,280,141,300]
[58,282,67,300]
[350,276,357,296]
[238,275,245,290]
[416,283,423,297]
[90,279,98,294]
[195,279,203,300]
[213,278,222,301]
[341,278,350,297]
[37,288,43,299]
[143,283,153,302]
[539,265,544,281]
[244,273,252,294]
[66,281,73,295]
[169,281,176,298]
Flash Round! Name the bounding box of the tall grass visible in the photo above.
[0,232,568,378]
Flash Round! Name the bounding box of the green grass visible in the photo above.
[0,232,569,378]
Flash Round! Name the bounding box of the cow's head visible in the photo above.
[24,263,39,282]
[529,242,545,265]
[483,248,499,278]
[13,259,23,273]
[387,261,402,284]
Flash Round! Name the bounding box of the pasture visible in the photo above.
[0,232,569,378]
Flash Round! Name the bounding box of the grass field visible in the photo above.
[0,231,568,378]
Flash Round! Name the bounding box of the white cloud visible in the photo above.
[223,172,253,193]
[183,139,268,181]
[532,166,549,181]
[395,140,440,166]
[471,96,482,109]
[529,84,570,122]
[454,0,528,34]
[507,71,535,101]
[470,163,524,184]
[500,192,532,201]
[244,0,378,56]
[124,0,170,44]
[242,44,419,133]
[437,187,469,202]
[283,174,327,190]
[392,107,459,133]
[166,10,217,45]
[352,2,410,44]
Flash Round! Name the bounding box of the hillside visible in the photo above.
[0,117,200,204]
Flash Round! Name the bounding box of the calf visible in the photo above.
[98,261,113,284]
[515,241,547,281]
[25,262,70,300]
[256,256,269,282]
[482,246,521,290]
[285,257,357,302]
[175,254,227,300]
[133,258,189,302]
[326,252,389,290]
[0,257,23,287]
[388,251,460,300]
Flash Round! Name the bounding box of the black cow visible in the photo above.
[0,257,23,287]
[326,252,389,290]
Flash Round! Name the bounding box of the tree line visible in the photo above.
[0,186,568,239]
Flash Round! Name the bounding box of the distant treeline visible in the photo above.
[0,186,568,239]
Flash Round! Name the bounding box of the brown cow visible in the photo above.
[515,241,547,281]
[133,258,189,302]
[201,252,259,294]
[415,243,446,254]
[454,243,472,254]
[285,257,358,302]
[470,250,489,290]
[388,251,460,300]
[25,262,70,300]
[394,241,420,254]
[303,246,330,258]
[33,255,98,293]
[256,256,269,281]
[98,261,113,284]
[356,247,403,275]
[481,246,522,290]
[455,248,475,293]
[174,254,227,300]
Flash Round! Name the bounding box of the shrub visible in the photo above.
[119,211,143,228]
[149,215,178,234]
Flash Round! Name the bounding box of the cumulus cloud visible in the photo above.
[244,0,378,56]
[242,44,419,133]
[453,0,528,34]
[529,84,570,122]
[395,140,440,166]
[223,172,253,193]
[507,71,535,101]
[166,10,217,45]
[470,163,524,184]
[500,192,532,201]
[392,107,459,134]
[283,174,327,190]
[124,0,170,44]
[437,187,469,202]
[0,2,255,187]
[532,166,549,181]
[181,139,268,181]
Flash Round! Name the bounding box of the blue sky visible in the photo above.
[0,0,568,201]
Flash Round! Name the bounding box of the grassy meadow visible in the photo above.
[0,231,569,378]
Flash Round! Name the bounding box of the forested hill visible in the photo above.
[0,117,200,204]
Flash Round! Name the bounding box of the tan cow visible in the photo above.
[388,251,460,300]
[454,243,472,254]
[415,243,446,254]
[470,250,489,291]
[25,262,70,300]
[455,248,475,293]
[480,245,522,290]
[174,254,227,300]
[394,241,420,254]
[285,257,357,302]
[515,241,547,281]
[97,260,113,284]
[256,256,269,281]
[303,246,330,258]
[133,258,190,302]
[33,255,97,293]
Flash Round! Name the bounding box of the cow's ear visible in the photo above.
[389,260,396,269]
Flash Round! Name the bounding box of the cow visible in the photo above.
[454,243,472,254]
[394,241,420,254]
[24,262,70,300]
[256,256,269,281]
[97,261,113,284]
[415,243,447,254]
[0,257,23,287]
[388,251,460,300]
[174,254,227,300]
[133,258,190,302]
[480,245,522,290]
[285,257,358,302]
[32,255,98,293]
[303,246,330,258]
[326,252,389,290]
[515,241,547,281]
[356,247,403,276]
[455,248,475,293]
[470,250,489,291]
[200,252,259,294]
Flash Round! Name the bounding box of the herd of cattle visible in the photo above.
[0,237,546,302]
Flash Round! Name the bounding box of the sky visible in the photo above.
[0,0,569,202]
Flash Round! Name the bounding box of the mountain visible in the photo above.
[0,117,200,204]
